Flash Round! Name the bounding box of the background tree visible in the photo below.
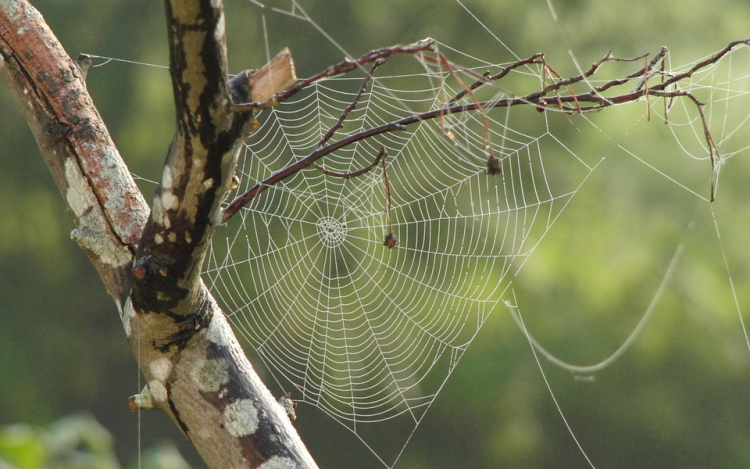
[2,0,750,468]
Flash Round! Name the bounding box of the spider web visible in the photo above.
[203,41,597,463]
[198,6,750,463]
[198,20,750,468]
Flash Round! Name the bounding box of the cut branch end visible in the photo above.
[250,48,297,103]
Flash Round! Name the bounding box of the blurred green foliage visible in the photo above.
[0,414,118,469]
[2,0,750,468]
[0,413,189,469]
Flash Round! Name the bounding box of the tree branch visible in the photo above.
[1,0,316,467]
[222,39,750,219]
[0,0,147,302]
[129,0,315,466]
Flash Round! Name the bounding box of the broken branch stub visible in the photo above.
[231,48,298,111]
[250,48,297,103]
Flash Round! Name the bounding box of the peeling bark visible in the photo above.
[0,0,316,467]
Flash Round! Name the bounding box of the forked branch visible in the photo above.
[1,0,316,467]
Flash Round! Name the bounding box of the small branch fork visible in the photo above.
[224,38,750,221]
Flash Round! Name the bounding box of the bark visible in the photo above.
[0,0,316,467]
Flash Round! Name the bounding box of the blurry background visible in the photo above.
[2,0,750,468]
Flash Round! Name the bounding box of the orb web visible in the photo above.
[203,43,596,465]
[197,5,750,467]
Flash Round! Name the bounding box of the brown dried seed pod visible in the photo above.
[486,155,502,175]
[383,232,398,249]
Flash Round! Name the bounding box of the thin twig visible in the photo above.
[381,149,397,248]
[315,146,386,179]
[422,51,495,155]
[447,53,545,106]
[317,59,385,148]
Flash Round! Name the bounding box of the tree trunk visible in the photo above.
[0,0,317,467]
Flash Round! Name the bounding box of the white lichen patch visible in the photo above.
[148,380,167,402]
[185,232,193,244]
[154,233,164,244]
[161,164,173,189]
[152,196,162,219]
[223,399,259,437]
[206,320,227,346]
[203,178,214,189]
[214,209,227,227]
[191,357,230,393]
[64,158,95,218]
[121,297,137,337]
[214,12,225,43]
[168,232,177,243]
[161,190,179,212]
[257,456,298,469]
[150,357,173,382]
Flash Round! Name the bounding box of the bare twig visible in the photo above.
[446,53,544,106]
[317,59,385,148]
[315,146,386,179]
